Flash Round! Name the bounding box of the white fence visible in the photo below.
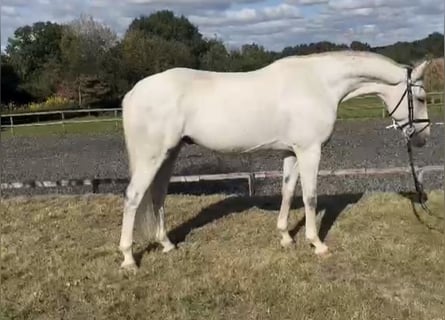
[0,108,122,134]
[1,165,442,196]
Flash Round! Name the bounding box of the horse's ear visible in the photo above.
[411,59,431,81]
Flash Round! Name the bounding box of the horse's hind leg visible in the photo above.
[151,144,182,252]
[293,143,328,255]
[277,153,299,247]
[119,149,171,271]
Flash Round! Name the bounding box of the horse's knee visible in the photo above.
[303,195,317,210]
[124,185,142,210]
[284,174,291,184]
[281,179,296,196]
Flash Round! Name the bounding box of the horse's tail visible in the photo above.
[122,88,138,176]
[121,87,159,241]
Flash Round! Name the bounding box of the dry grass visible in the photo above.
[1,191,444,320]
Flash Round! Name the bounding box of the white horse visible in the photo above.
[118,51,431,271]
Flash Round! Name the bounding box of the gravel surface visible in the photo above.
[2,118,443,198]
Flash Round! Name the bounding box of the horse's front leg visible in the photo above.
[293,143,328,255]
[277,153,299,247]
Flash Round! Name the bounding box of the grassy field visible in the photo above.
[1,190,444,319]
[337,96,443,119]
[1,116,123,138]
[1,97,443,137]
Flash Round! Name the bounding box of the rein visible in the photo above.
[387,67,431,212]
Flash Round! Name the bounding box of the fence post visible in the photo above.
[248,173,255,196]
[61,111,66,133]
[10,116,14,136]
[92,179,99,193]
[114,109,118,129]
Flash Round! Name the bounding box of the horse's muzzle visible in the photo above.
[410,130,429,147]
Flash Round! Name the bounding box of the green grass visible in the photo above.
[1,97,443,137]
[338,96,386,119]
[1,191,444,319]
[338,96,444,119]
[1,116,123,138]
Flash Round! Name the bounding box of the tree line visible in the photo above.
[1,10,443,110]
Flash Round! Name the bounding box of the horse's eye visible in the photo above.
[418,97,425,103]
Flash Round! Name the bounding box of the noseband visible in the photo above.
[387,67,432,211]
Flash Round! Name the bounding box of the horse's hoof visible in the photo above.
[315,245,330,257]
[120,262,138,275]
[162,242,176,253]
[280,237,295,248]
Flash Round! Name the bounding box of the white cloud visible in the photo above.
[189,3,302,27]
[327,0,392,10]
[0,0,442,53]
[1,6,17,16]
[1,0,29,6]
[285,0,328,5]
[349,8,373,15]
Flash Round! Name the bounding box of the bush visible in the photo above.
[27,96,75,112]
[424,58,444,92]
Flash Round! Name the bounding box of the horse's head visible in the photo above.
[384,60,431,148]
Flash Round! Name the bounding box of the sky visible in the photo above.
[1,0,443,52]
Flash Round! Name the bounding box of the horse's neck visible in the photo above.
[323,55,406,103]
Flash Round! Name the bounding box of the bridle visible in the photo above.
[387,67,431,138]
[387,67,432,211]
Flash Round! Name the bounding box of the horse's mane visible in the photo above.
[277,50,408,67]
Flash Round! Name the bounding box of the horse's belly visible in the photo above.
[186,133,289,153]
[184,112,290,153]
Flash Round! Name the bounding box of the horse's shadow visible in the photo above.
[168,193,364,244]
[134,192,364,265]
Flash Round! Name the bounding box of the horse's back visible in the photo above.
[122,57,338,154]
[125,65,283,115]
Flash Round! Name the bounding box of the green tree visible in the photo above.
[129,10,200,42]
[122,29,195,84]
[60,14,117,106]
[373,32,444,64]
[229,43,274,72]
[1,54,32,106]
[200,39,231,71]
[6,21,63,79]
[350,41,371,51]
[128,10,207,68]
[100,42,131,102]
[5,21,64,100]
